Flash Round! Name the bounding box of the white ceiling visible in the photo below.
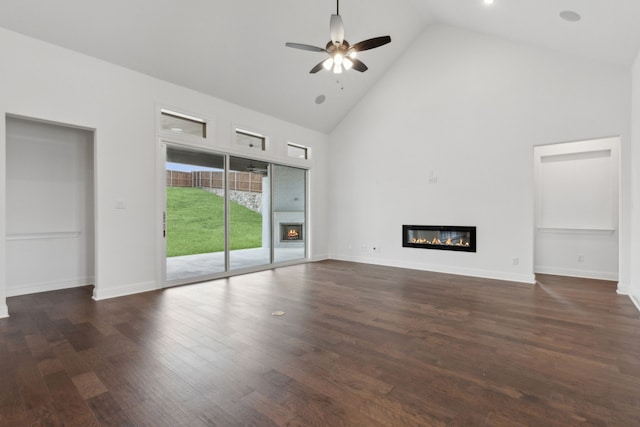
[1,0,640,133]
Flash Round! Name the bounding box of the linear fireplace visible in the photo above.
[403,225,476,252]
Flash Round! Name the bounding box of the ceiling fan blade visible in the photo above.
[330,14,344,45]
[309,60,326,74]
[350,58,368,72]
[285,42,326,52]
[351,35,391,52]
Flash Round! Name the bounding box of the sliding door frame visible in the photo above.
[157,139,309,289]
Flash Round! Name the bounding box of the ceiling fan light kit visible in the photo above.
[285,0,391,74]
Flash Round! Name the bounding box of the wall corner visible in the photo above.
[616,282,630,295]
[629,293,640,313]
[0,302,8,319]
[92,280,158,301]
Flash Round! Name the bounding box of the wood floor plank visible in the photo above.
[16,359,50,411]
[23,400,63,427]
[71,372,108,400]
[44,371,100,427]
[85,392,135,427]
[0,367,27,427]
[181,394,242,426]
[239,390,307,427]
[1,261,640,426]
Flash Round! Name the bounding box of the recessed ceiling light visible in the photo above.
[484,0,495,5]
[315,94,326,105]
[559,10,581,22]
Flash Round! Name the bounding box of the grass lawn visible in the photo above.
[166,187,263,257]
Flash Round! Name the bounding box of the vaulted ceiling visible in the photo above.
[1,0,640,133]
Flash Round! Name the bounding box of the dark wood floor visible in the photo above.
[1,260,639,426]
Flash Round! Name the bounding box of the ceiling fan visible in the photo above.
[247,161,268,175]
[285,0,391,74]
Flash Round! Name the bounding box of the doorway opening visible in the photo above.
[533,137,619,282]
[5,116,95,296]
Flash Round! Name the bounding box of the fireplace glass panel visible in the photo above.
[403,225,476,252]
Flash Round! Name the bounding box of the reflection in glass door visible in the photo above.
[165,146,226,282]
[273,165,306,263]
[228,157,271,270]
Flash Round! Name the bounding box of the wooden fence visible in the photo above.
[166,170,263,193]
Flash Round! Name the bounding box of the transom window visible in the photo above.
[161,109,206,138]
[235,129,266,151]
[288,143,308,159]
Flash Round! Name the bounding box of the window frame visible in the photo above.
[287,142,309,160]
[234,128,269,152]
[160,109,208,139]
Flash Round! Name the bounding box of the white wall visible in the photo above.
[0,27,329,310]
[6,117,94,296]
[630,50,640,309]
[328,25,630,284]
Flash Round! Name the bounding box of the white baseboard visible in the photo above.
[0,303,8,319]
[92,280,158,301]
[614,284,640,313]
[6,276,94,297]
[534,266,618,281]
[616,282,630,295]
[330,254,536,284]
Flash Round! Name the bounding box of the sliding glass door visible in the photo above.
[165,146,226,282]
[163,145,306,285]
[272,165,306,263]
[228,156,271,270]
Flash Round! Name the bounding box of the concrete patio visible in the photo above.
[166,247,305,282]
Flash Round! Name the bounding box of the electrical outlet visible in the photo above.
[577,255,584,263]
[360,245,368,253]
[512,257,519,266]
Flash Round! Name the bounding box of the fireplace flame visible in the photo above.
[287,229,299,239]
[411,236,470,247]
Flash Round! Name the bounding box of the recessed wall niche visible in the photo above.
[535,139,617,230]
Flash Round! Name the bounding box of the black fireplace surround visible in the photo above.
[403,225,476,253]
